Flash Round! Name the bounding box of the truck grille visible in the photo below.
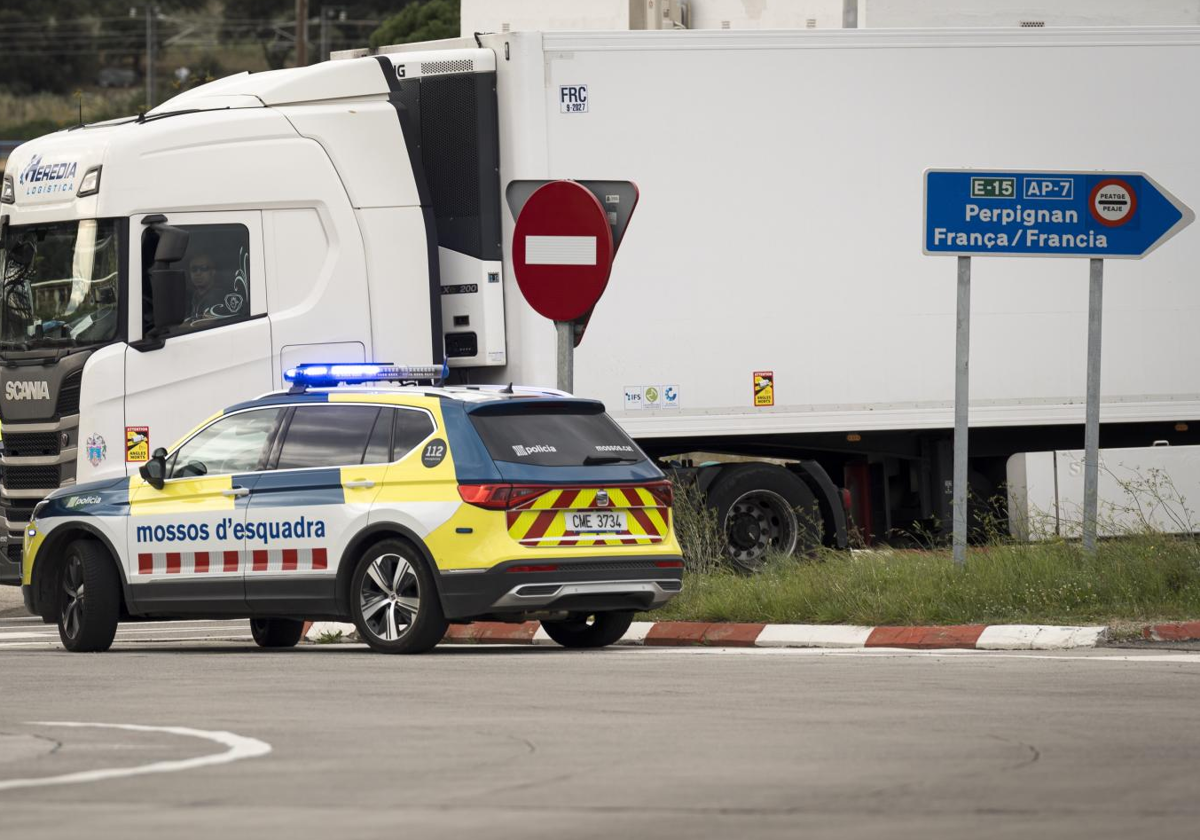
[3,431,62,458]
[3,465,60,490]
[57,372,82,416]
[6,541,20,568]
[3,499,37,526]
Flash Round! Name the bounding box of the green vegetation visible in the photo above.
[654,474,1200,626]
[370,0,460,49]
[646,540,1200,626]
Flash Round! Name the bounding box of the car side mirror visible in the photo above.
[139,447,169,490]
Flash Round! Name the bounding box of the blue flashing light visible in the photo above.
[283,362,449,387]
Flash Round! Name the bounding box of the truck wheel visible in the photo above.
[541,611,634,649]
[349,540,447,654]
[707,464,819,571]
[250,618,305,648]
[57,540,120,653]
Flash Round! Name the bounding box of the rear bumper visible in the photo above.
[437,556,684,620]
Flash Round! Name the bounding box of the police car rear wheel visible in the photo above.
[250,618,305,648]
[57,540,120,653]
[541,611,634,649]
[350,541,446,654]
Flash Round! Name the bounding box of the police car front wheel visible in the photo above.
[57,540,121,653]
[349,540,447,654]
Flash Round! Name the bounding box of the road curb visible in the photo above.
[303,620,1109,650]
[1141,621,1200,642]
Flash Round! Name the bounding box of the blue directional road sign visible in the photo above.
[923,170,1194,259]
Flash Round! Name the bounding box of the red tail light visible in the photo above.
[458,484,553,510]
[506,564,560,573]
[644,480,674,507]
[655,560,683,568]
[457,484,512,510]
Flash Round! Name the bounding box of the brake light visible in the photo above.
[457,484,512,510]
[506,564,560,573]
[458,484,553,510]
[655,560,683,568]
[508,486,550,508]
[643,480,674,507]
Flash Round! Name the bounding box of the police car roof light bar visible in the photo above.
[284,362,449,388]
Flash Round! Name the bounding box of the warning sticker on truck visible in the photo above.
[125,426,150,463]
[753,372,774,407]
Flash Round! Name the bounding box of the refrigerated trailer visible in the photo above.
[2,27,1199,583]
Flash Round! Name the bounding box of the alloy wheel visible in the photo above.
[358,553,421,641]
[60,555,86,641]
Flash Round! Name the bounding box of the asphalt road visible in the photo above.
[1,616,1198,840]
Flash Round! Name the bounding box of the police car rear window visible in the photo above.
[469,408,645,467]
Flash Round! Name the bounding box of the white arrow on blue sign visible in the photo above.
[923,170,1194,259]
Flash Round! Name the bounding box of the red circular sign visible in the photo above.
[1089,178,1137,228]
[512,181,615,321]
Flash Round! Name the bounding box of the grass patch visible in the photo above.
[645,537,1200,626]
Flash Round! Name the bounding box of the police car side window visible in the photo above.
[276,405,381,470]
[168,409,282,479]
[362,408,394,465]
[141,223,251,335]
[393,408,435,459]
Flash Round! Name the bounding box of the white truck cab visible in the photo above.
[0,50,508,582]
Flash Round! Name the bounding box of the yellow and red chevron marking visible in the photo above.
[506,486,669,548]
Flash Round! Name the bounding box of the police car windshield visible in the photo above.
[470,405,646,467]
[0,218,121,351]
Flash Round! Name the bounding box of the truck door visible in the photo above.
[125,211,272,467]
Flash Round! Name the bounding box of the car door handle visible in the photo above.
[221,487,251,498]
[345,480,376,489]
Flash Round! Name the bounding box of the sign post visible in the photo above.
[924,170,1193,560]
[953,256,970,566]
[508,180,639,392]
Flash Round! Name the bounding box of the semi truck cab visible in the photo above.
[0,49,507,583]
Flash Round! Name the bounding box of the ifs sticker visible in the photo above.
[125,426,150,463]
[753,371,775,407]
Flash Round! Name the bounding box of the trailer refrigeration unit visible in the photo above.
[3,27,1200,584]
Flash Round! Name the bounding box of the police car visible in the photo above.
[21,364,683,654]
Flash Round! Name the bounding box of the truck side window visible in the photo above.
[275,405,382,470]
[167,408,282,479]
[141,223,251,335]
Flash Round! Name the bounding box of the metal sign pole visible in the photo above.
[953,256,971,566]
[1082,258,1104,554]
[555,320,574,393]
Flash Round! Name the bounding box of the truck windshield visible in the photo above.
[0,218,120,350]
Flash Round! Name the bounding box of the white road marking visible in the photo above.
[0,722,271,793]
[640,646,1200,663]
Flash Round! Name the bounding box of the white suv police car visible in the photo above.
[21,365,683,653]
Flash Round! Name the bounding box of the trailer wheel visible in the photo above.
[707,465,819,571]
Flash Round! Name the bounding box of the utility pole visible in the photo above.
[319,6,331,63]
[145,6,157,110]
[295,0,309,66]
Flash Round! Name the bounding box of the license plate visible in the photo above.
[568,511,627,533]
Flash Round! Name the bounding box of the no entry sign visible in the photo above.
[512,180,615,322]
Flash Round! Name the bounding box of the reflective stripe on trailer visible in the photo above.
[136,548,329,574]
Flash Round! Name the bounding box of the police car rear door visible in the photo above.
[243,403,391,617]
[127,407,283,614]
